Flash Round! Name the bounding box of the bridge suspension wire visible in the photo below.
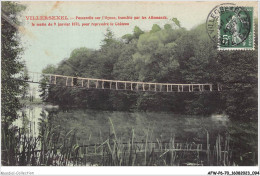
[13,71,223,93]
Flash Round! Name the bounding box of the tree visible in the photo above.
[164,24,172,30]
[122,26,144,44]
[133,26,144,39]
[122,34,134,43]
[217,19,258,122]
[172,17,181,28]
[150,24,161,33]
[102,28,115,46]
[1,1,26,123]
[39,64,56,102]
[1,1,26,166]
[216,20,258,165]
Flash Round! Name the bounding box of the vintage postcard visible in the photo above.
[1,1,259,175]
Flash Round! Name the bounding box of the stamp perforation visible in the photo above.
[217,6,255,51]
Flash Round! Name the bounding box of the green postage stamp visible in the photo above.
[219,6,254,50]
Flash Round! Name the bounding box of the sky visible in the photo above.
[16,1,258,73]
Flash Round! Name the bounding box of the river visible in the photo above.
[11,104,258,166]
[14,105,229,145]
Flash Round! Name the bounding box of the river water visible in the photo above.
[11,104,259,166]
[13,105,229,145]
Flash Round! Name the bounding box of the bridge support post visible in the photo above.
[131,83,133,90]
[160,84,162,92]
[66,77,68,86]
[110,82,112,89]
[181,85,184,92]
[87,80,90,88]
[189,85,191,92]
[82,80,84,87]
[136,83,138,91]
[210,85,213,91]
[116,82,118,90]
[125,82,126,90]
[167,84,169,92]
[155,84,157,91]
[178,85,180,92]
[143,83,145,91]
[96,80,98,88]
[102,81,104,89]
[217,84,222,91]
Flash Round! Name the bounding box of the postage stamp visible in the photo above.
[218,7,254,50]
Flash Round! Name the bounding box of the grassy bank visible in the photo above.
[2,117,236,166]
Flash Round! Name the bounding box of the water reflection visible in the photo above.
[14,105,229,146]
[12,105,258,166]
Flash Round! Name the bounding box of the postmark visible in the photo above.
[206,3,235,43]
[219,6,254,50]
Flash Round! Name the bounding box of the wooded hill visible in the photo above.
[40,21,258,122]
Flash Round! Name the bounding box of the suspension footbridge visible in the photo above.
[14,71,222,93]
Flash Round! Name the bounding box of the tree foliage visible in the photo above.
[41,21,257,123]
[1,1,26,124]
[1,1,26,166]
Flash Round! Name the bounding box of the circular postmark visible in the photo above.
[219,7,252,47]
[206,3,235,42]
